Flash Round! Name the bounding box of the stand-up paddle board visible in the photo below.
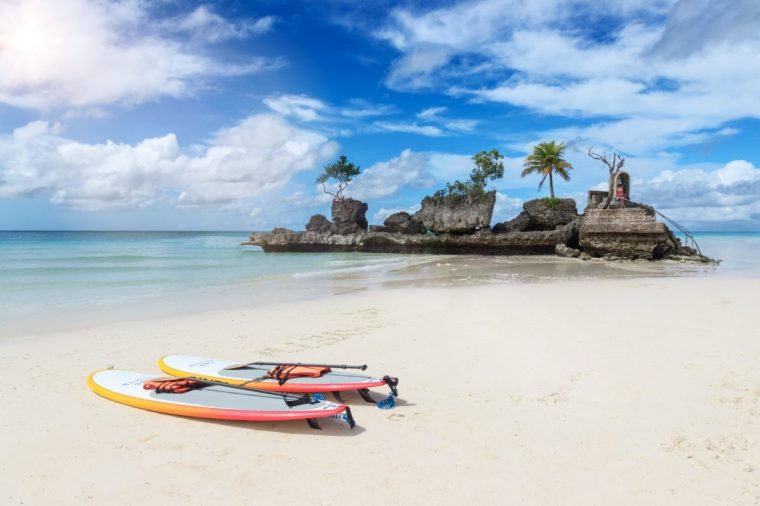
[88,370,353,428]
[158,355,398,404]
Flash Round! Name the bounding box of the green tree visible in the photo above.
[434,149,505,203]
[471,149,505,187]
[522,141,573,198]
[316,155,361,200]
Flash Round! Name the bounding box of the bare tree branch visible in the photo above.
[587,146,626,209]
[320,181,337,199]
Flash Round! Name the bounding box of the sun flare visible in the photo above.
[7,22,50,53]
[1,1,56,55]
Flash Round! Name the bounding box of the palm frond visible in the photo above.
[521,140,573,195]
[554,167,571,181]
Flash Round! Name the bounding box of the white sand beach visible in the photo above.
[1,275,758,505]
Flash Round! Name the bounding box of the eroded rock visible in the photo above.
[414,191,496,234]
[331,198,368,235]
[492,212,531,234]
[373,212,426,234]
[555,244,581,258]
[305,214,336,234]
[245,224,574,254]
[522,198,578,230]
[385,211,426,234]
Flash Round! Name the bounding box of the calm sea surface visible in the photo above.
[1,230,757,337]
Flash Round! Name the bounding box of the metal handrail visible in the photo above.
[618,197,702,256]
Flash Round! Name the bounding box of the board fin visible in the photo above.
[330,408,356,429]
[358,388,376,404]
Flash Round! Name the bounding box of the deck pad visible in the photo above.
[88,370,346,422]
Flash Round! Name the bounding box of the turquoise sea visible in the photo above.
[1,230,758,337]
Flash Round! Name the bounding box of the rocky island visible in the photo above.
[244,147,712,262]
[245,195,704,260]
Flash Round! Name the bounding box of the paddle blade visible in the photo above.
[222,363,251,370]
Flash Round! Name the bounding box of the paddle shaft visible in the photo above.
[250,361,368,371]
[186,377,305,403]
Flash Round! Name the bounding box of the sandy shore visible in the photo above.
[1,276,758,505]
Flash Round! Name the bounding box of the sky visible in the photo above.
[0,0,758,231]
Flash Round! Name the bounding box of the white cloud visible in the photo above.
[426,151,525,187]
[53,135,181,210]
[351,149,436,200]
[263,96,399,130]
[168,6,275,43]
[492,192,523,223]
[373,121,445,137]
[178,114,338,206]
[650,0,760,58]
[282,190,333,209]
[413,106,478,134]
[444,119,478,132]
[0,121,65,198]
[0,115,338,210]
[290,148,473,207]
[260,95,474,138]
[534,118,737,155]
[0,0,280,110]
[0,121,181,209]
[339,99,396,118]
[384,46,453,90]
[636,160,760,209]
[377,0,674,89]
[263,94,329,122]
[426,153,473,180]
[629,160,760,226]
[417,106,447,119]
[377,0,760,156]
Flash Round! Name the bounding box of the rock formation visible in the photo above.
[369,211,426,234]
[305,214,336,234]
[246,193,710,262]
[555,244,581,258]
[493,198,578,233]
[414,191,496,234]
[331,198,368,235]
[579,208,678,259]
[246,222,576,254]
[523,198,578,230]
[492,212,531,233]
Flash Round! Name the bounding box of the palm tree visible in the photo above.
[522,141,573,198]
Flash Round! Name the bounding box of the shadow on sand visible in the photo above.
[179,414,367,437]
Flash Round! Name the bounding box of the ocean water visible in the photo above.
[0,231,436,337]
[689,232,760,275]
[0,230,757,337]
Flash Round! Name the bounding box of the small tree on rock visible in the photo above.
[522,141,573,199]
[316,155,361,200]
[434,148,505,204]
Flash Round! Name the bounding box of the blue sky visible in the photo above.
[0,0,758,230]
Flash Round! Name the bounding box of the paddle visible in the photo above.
[187,377,357,422]
[150,376,317,408]
[224,361,368,371]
